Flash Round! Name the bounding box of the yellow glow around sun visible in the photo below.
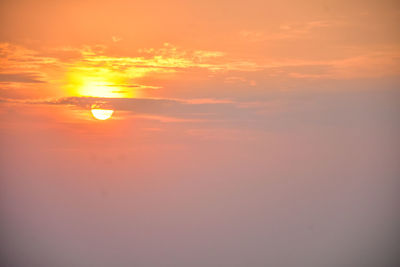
[66,66,136,98]
[91,109,114,120]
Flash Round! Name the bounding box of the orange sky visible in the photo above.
[1,0,399,101]
[0,1,399,266]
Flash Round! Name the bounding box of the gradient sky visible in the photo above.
[1,1,399,266]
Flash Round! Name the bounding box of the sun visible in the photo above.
[91,108,114,120]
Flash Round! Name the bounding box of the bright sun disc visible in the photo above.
[91,109,114,120]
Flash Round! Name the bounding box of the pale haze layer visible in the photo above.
[0,0,399,266]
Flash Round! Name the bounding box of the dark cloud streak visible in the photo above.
[0,72,46,83]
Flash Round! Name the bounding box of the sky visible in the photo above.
[0,0,399,266]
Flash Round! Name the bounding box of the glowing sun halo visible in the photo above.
[91,108,114,120]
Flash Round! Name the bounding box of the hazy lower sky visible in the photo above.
[1,1,399,266]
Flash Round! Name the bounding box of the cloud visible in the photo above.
[39,96,242,120]
[105,84,162,90]
[111,36,122,43]
[240,20,337,42]
[0,43,58,72]
[0,72,46,83]
[80,43,257,74]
